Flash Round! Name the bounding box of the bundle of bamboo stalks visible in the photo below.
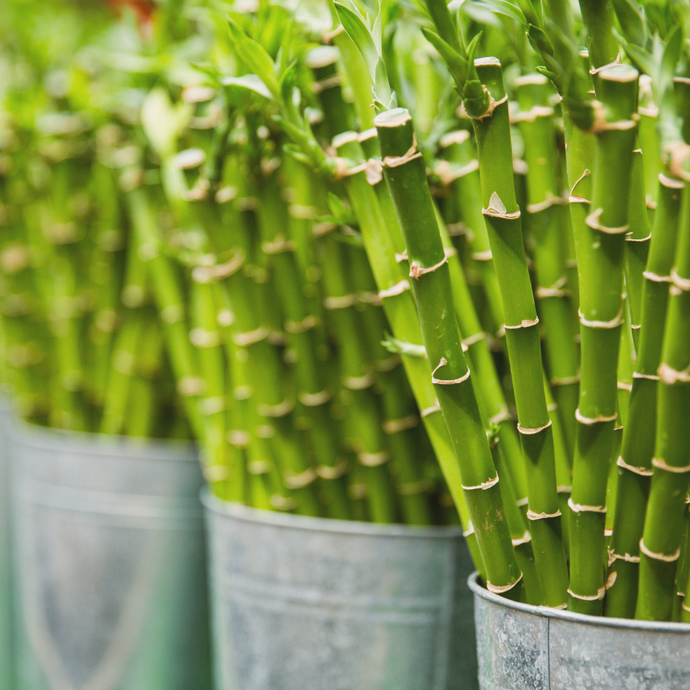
[4,0,690,622]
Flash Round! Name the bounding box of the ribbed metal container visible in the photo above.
[11,423,212,690]
[0,397,13,690]
[470,572,690,689]
[204,495,478,690]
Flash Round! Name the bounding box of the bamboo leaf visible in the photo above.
[420,28,468,90]
[334,3,380,82]
[220,74,274,101]
[469,0,527,25]
[227,19,280,99]
[612,0,647,47]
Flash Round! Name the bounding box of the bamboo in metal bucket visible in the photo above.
[10,423,212,690]
[204,495,478,690]
[469,572,690,689]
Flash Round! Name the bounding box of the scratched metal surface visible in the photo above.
[471,572,690,690]
[205,497,478,690]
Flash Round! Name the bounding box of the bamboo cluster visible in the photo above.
[4,0,690,620]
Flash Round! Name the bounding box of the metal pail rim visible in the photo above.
[10,420,198,464]
[468,572,690,633]
[202,490,465,539]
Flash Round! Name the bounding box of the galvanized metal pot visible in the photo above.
[11,423,212,690]
[204,496,478,690]
[0,396,13,690]
[470,572,690,689]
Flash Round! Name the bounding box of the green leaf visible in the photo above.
[658,25,683,98]
[616,35,655,76]
[140,88,192,158]
[327,192,357,226]
[420,28,469,90]
[227,19,280,99]
[220,74,274,101]
[471,0,526,25]
[334,2,380,82]
[612,0,647,47]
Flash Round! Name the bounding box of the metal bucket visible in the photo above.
[204,495,478,690]
[0,396,13,690]
[469,572,690,689]
[11,423,213,690]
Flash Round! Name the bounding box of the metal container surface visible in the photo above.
[11,423,212,690]
[470,572,690,690]
[204,495,478,690]
[0,397,13,690]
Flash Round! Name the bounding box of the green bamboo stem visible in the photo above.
[605,175,685,618]
[332,133,482,566]
[566,63,638,615]
[515,74,580,462]
[636,173,690,621]
[467,58,568,608]
[375,107,522,600]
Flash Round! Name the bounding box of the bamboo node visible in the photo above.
[227,430,250,448]
[557,485,572,494]
[610,551,641,564]
[382,134,422,168]
[358,451,389,467]
[512,531,531,547]
[284,468,317,489]
[433,159,479,185]
[578,302,624,329]
[639,539,681,562]
[316,458,349,480]
[511,105,554,124]
[383,415,418,435]
[201,396,226,415]
[323,294,358,310]
[569,168,591,204]
[625,232,651,243]
[652,457,690,474]
[517,419,552,435]
[375,354,401,372]
[568,498,606,514]
[658,362,690,385]
[398,478,432,496]
[486,572,523,595]
[551,374,580,386]
[343,369,375,390]
[203,465,230,482]
[617,456,653,476]
[462,474,499,491]
[642,270,672,283]
[439,130,471,148]
[632,372,659,381]
[568,587,606,601]
[364,158,384,185]
[488,409,511,427]
[472,250,493,262]
[262,235,296,255]
[431,357,471,385]
[378,279,410,299]
[482,192,521,219]
[258,398,294,418]
[658,173,685,189]
[575,408,617,425]
[585,207,629,235]
[299,388,332,407]
[504,317,539,330]
[160,304,185,324]
[189,328,221,348]
[270,494,298,511]
[395,250,408,263]
[463,331,487,348]
[233,326,269,346]
[421,403,441,418]
[409,255,448,279]
[247,460,270,475]
[671,268,690,291]
[468,92,508,122]
[310,74,341,95]
[527,508,562,520]
[462,521,474,537]
[177,376,205,397]
[285,315,317,334]
[526,195,565,214]
[516,497,529,508]
[606,572,617,590]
